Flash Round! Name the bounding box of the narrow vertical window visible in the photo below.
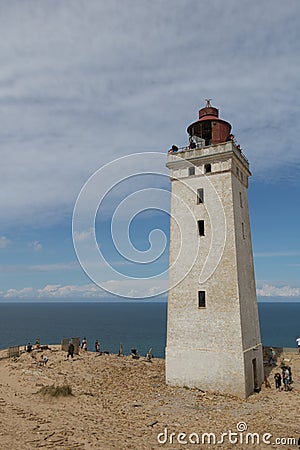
[252,358,259,391]
[239,192,243,208]
[198,220,205,236]
[197,188,204,204]
[188,166,195,176]
[242,222,246,239]
[198,291,206,308]
[204,163,211,173]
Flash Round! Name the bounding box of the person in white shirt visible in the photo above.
[296,336,300,354]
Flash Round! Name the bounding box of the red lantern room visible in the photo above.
[187,99,232,146]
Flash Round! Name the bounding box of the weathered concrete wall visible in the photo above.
[166,347,247,397]
[231,164,264,394]
[166,142,263,397]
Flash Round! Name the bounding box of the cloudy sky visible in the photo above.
[0,0,299,301]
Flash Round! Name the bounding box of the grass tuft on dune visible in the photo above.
[38,384,73,397]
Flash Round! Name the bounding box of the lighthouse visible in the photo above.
[166,100,263,398]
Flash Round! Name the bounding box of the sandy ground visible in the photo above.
[0,346,299,450]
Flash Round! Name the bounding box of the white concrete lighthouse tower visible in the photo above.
[166,100,263,398]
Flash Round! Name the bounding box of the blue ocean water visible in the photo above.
[0,301,299,357]
[0,301,167,357]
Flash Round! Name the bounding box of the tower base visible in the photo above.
[166,345,264,398]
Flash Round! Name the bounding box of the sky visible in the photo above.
[0,0,299,301]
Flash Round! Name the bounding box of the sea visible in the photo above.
[0,301,299,358]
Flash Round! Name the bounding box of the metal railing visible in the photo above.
[168,141,249,165]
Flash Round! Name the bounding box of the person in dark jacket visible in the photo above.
[67,341,74,360]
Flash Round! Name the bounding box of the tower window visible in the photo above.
[204,164,211,173]
[242,222,246,239]
[198,220,205,236]
[198,291,206,308]
[239,192,243,208]
[197,188,204,204]
[188,166,195,176]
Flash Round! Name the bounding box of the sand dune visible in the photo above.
[0,346,299,449]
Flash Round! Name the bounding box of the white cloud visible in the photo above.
[0,1,299,226]
[257,283,300,297]
[0,262,78,273]
[0,236,10,248]
[2,284,91,299]
[73,228,94,242]
[30,240,42,251]
[2,280,300,300]
[4,287,35,298]
[254,251,300,258]
[0,279,167,299]
[0,2,299,302]
[101,279,167,298]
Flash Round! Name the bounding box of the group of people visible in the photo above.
[274,366,293,391]
[168,136,202,154]
[66,338,103,360]
[25,337,41,353]
[226,133,243,151]
[25,338,49,367]
[25,347,49,367]
[65,338,151,362]
[168,132,243,155]
[267,346,296,392]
